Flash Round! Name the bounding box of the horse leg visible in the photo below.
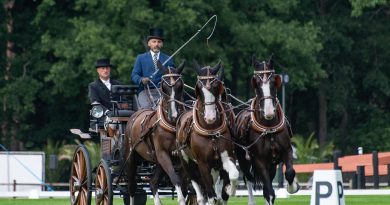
[179,152,205,205]
[198,162,217,205]
[211,169,223,204]
[219,170,230,205]
[283,147,300,194]
[150,164,163,205]
[156,151,186,205]
[254,159,275,205]
[220,151,239,196]
[126,151,137,205]
[246,180,256,205]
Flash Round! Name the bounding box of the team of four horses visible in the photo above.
[124,55,300,205]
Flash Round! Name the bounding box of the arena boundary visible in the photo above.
[1,189,389,199]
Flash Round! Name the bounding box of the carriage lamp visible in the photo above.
[91,104,104,118]
[282,74,289,84]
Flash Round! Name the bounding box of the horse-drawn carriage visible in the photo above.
[69,84,153,205]
[68,56,300,205]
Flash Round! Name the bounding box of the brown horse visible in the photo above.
[176,61,239,205]
[124,61,187,205]
[234,55,299,205]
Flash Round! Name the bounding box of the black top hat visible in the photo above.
[95,58,113,68]
[147,28,164,42]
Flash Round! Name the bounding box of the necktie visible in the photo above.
[153,53,158,69]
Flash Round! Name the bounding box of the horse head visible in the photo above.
[192,59,224,124]
[251,55,282,120]
[157,60,185,122]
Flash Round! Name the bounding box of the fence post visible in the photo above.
[357,166,365,189]
[333,150,341,170]
[372,151,379,189]
[387,164,390,187]
[351,173,357,189]
[13,179,16,192]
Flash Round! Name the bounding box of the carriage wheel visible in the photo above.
[95,159,113,205]
[70,145,92,205]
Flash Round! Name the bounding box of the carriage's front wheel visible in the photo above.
[70,144,92,205]
[95,159,113,205]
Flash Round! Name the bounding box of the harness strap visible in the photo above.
[157,102,176,133]
[192,100,228,136]
[250,98,285,134]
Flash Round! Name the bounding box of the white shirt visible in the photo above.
[150,51,160,59]
[100,78,111,90]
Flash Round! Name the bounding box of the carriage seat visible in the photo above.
[111,85,137,96]
[108,109,135,117]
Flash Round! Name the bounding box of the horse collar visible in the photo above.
[157,102,176,133]
[192,100,228,136]
[250,98,285,134]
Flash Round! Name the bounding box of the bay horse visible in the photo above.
[176,60,239,205]
[234,55,299,205]
[124,61,187,205]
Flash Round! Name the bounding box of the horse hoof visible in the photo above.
[287,182,300,194]
[178,198,186,205]
[208,198,217,205]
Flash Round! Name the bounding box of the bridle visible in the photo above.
[253,64,279,107]
[161,68,183,103]
[196,66,221,106]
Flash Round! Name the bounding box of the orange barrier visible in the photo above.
[292,151,390,176]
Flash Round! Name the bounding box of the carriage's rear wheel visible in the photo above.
[95,159,113,205]
[70,144,92,205]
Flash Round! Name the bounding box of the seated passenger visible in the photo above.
[88,58,122,110]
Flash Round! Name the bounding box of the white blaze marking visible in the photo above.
[220,151,239,196]
[201,87,216,124]
[261,80,275,119]
[191,180,205,205]
[170,88,178,118]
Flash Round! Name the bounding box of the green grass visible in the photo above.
[0,195,389,205]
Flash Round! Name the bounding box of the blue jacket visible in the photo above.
[131,51,174,93]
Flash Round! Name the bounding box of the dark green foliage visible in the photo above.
[0,0,389,156]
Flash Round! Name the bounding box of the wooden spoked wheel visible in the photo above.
[95,159,113,205]
[70,145,92,205]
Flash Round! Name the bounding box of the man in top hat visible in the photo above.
[88,58,122,110]
[131,27,175,109]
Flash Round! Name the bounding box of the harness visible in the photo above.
[250,98,285,134]
[156,101,176,133]
[192,100,228,136]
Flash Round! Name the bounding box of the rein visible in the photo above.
[149,15,218,78]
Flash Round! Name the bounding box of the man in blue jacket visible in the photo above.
[131,28,174,109]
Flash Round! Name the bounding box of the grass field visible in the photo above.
[0,195,389,205]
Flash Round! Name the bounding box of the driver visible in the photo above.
[131,28,175,109]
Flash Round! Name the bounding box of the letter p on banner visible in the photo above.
[310,170,345,205]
